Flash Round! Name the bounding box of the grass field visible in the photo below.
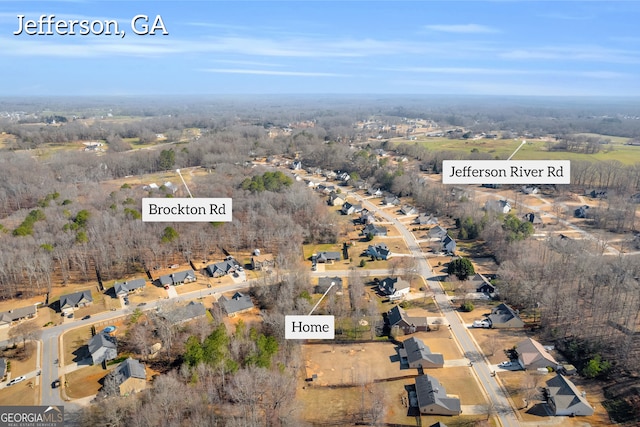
[390,136,640,165]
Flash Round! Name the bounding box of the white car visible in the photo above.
[7,376,26,386]
[472,320,490,328]
[498,361,513,368]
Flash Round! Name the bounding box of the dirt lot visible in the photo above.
[2,341,37,377]
[65,364,112,399]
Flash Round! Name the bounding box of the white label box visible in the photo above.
[442,160,570,185]
[142,198,232,222]
[285,315,335,340]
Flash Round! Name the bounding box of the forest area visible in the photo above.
[1,95,640,425]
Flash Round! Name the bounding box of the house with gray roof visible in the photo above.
[158,269,196,287]
[161,301,207,324]
[399,205,417,216]
[363,223,387,237]
[315,252,341,263]
[441,235,456,254]
[0,305,37,328]
[89,332,117,365]
[387,306,428,334]
[341,202,362,215]
[109,357,147,396]
[206,259,239,278]
[378,277,410,301]
[545,374,594,416]
[415,214,438,226]
[487,303,524,328]
[365,243,390,260]
[382,195,400,206]
[415,374,461,415]
[219,292,254,317]
[0,358,6,381]
[113,279,146,297]
[328,192,346,206]
[427,226,448,240]
[469,273,495,294]
[400,337,444,369]
[485,199,511,214]
[59,290,93,313]
[516,337,559,370]
[315,277,342,294]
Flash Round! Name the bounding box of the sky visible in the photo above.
[1,1,639,97]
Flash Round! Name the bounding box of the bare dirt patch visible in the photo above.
[65,364,112,399]
[2,341,37,377]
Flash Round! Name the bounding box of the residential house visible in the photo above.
[400,337,444,369]
[0,305,37,328]
[523,212,543,226]
[366,187,383,197]
[328,192,346,206]
[516,338,559,370]
[290,161,302,170]
[382,195,401,206]
[441,235,456,254]
[161,301,207,324]
[337,172,351,183]
[377,277,410,301]
[89,332,118,365]
[0,358,6,381]
[341,202,362,215]
[316,184,336,194]
[545,374,594,416]
[206,259,239,278]
[427,226,448,240]
[415,214,438,226]
[487,303,524,328]
[110,358,147,396]
[387,306,428,334]
[469,273,495,294]
[251,253,274,271]
[365,243,391,260]
[399,205,417,216]
[59,290,93,313]
[113,279,146,297]
[363,223,388,237]
[315,277,342,294]
[219,292,255,317]
[360,210,376,225]
[315,252,341,263]
[159,269,197,287]
[574,205,590,219]
[522,186,539,195]
[351,180,367,190]
[415,374,461,415]
[485,200,511,214]
[162,181,178,194]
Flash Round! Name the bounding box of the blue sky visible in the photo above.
[1,1,639,96]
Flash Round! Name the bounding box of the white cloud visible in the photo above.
[199,68,346,77]
[500,45,640,64]
[382,66,629,79]
[424,24,500,34]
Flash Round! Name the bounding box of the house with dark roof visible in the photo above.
[366,187,382,197]
[400,337,444,369]
[487,303,524,328]
[315,252,341,263]
[516,338,559,370]
[113,279,146,297]
[378,277,410,301]
[574,205,591,218]
[219,292,255,317]
[387,306,428,334]
[415,374,461,415]
[427,226,448,240]
[251,253,274,271]
[341,202,362,215]
[359,210,376,225]
[0,305,37,328]
[0,358,6,381]
[545,374,594,416]
[441,235,456,254]
[88,332,117,365]
[158,269,196,287]
[362,223,387,237]
[469,273,495,294]
[315,277,342,294]
[206,259,239,278]
[161,301,207,324]
[59,290,93,313]
[365,243,391,260]
[109,357,147,396]
[415,214,438,226]
[328,192,346,207]
[522,212,543,226]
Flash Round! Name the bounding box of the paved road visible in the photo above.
[347,188,520,427]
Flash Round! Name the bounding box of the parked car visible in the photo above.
[137,302,147,306]
[498,361,513,368]
[472,320,490,328]
[7,376,26,386]
[51,379,60,388]
[82,315,91,320]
